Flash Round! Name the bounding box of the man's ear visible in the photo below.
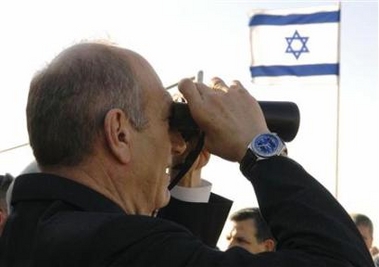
[197,149,211,169]
[103,109,131,164]
[262,239,276,252]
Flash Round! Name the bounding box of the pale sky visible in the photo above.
[0,0,378,249]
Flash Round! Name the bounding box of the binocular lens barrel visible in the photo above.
[259,101,300,142]
[170,101,300,142]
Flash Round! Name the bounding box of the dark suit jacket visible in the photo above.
[0,157,374,267]
[158,193,232,248]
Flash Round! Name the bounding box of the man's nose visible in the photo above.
[226,232,235,248]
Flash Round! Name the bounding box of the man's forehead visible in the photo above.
[357,225,373,236]
[116,48,173,111]
[234,219,257,230]
[123,50,163,86]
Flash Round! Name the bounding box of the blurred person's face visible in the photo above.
[126,52,186,213]
[227,219,272,254]
[357,225,373,250]
[0,203,8,236]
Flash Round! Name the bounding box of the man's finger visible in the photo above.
[178,78,205,112]
[210,77,228,92]
[230,80,243,90]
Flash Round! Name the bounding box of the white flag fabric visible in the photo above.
[249,4,340,84]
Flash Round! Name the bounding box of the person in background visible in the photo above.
[227,207,275,254]
[351,213,379,258]
[0,174,13,236]
[0,41,374,266]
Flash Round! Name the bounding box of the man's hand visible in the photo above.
[178,77,269,162]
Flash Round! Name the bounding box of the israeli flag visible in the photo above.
[249,4,340,84]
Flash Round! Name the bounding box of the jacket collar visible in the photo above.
[11,173,124,214]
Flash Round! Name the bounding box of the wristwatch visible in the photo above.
[248,132,287,161]
[240,132,287,176]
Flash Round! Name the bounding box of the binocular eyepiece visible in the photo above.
[169,101,300,142]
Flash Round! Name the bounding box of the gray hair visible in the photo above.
[27,42,147,167]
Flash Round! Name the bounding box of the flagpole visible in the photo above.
[334,2,342,199]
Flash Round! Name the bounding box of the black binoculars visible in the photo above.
[169,101,300,142]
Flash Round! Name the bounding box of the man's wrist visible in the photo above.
[239,146,288,178]
[239,149,258,177]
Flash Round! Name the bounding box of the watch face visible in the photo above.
[253,133,280,157]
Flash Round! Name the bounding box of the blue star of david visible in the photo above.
[285,30,309,60]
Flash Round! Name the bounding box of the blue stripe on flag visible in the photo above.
[249,11,340,26]
[250,64,339,77]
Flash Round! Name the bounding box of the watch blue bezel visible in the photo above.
[249,133,284,158]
